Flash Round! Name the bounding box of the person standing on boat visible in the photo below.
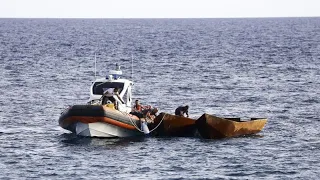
[175,105,189,117]
[101,88,114,105]
[112,87,124,109]
[101,88,124,109]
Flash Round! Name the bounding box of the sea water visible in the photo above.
[0,18,319,179]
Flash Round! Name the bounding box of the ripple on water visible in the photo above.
[1,18,320,179]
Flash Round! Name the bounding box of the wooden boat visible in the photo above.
[195,113,267,139]
[150,113,197,137]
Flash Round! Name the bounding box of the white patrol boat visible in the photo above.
[59,64,149,137]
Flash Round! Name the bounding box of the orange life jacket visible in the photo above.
[134,104,142,112]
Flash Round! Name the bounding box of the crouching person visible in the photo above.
[143,107,159,123]
[175,105,189,117]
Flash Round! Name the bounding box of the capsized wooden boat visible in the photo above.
[150,113,197,137]
[195,113,267,139]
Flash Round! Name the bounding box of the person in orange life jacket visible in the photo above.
[130,100,158,121]
[132,99,142,112]
[175,105,189,117]
[130,100,144,118]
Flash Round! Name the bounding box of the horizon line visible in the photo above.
[1,16,320,19]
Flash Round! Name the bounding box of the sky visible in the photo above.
[1,0,320,18]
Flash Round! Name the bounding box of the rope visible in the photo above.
[148,113,166,133]
[121,111,167,134]
[121,111,145,133]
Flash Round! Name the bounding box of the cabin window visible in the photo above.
[92,82,124,95]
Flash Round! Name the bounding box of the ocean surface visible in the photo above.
[0,18,319,179]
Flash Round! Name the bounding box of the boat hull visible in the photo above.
[196,114,267,139]
[59,105,143,137]
[150,113,197,137]
[75,121,142,137]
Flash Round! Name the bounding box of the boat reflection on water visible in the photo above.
[59,133,147,148]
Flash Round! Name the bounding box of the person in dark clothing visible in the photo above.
[142,107,158,121]
[130,111,144,119]
[175,105,189,117]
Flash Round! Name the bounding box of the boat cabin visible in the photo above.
[88,65,133,113]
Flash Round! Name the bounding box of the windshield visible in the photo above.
[92,82,124,95]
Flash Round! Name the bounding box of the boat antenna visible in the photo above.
[131,54,133,81]
[94,53,97,79]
